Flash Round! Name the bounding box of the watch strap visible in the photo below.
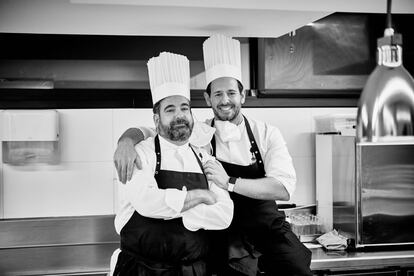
[228,177,237,192]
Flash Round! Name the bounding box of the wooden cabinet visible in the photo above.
[256,13,414,106]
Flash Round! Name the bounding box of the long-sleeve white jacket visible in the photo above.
[114,135,234,233]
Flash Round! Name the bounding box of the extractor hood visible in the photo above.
[1,0,413,38]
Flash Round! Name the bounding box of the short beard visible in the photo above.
[158,118,193,142]
[213,104,241,122]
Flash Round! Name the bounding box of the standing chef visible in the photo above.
[114,35,312,276]
[111,51,233,276]
[200,34,312,276]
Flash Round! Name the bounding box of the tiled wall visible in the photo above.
[0,107,356,219]
[241,108,357,205]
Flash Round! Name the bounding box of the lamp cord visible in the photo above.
[386,0,392,29]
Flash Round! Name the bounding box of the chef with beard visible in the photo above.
[111,51,233,276]
[200,35,312,276]
[113,35,312,276]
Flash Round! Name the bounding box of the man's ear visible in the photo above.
[153,113,159,128]
[240,89,246,104]
[203,92,212,107]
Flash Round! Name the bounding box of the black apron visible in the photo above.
[114,135,211,276]
[211,117,312,276]
[211,117,285,233]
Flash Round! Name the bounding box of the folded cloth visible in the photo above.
[316,229,348,251]
[189,121,216,147]
[215,120,242,142]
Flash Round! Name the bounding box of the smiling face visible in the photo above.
[204,77,245,124]
[154,95,194,144]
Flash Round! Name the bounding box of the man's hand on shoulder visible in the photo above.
[114,137,142,184]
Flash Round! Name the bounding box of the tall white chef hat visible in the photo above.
[203,34,243,88]
[147,52,190,105]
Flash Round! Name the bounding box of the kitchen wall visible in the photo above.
[0,107,356,219]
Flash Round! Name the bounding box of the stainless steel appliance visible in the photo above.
[316,134,414,248]
[316,0,414,249]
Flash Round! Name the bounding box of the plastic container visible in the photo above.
[1,110,60,165]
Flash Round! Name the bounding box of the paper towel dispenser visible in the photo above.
[1,110,59,164]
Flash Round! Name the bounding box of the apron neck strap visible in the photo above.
[154,135,207,178]
[154,135,161,175]
[189,145,209,183]
[210,119,217,157]
[211,116,265,170]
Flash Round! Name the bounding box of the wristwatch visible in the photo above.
[227,177,237,192]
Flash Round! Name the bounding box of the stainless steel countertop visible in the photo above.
[1,243,414,275]
[310,247,414,271]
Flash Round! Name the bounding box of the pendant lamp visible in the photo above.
[356,0,414,143]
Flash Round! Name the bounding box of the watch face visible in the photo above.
[228,183,234,192]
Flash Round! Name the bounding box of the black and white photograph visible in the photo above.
[1,0,414,275]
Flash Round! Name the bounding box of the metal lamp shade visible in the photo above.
[356,61,414,142]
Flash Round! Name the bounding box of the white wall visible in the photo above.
[0,107,356,219]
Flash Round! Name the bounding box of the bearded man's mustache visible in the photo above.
[170,118,190,128]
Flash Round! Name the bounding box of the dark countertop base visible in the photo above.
[1,243,414,275]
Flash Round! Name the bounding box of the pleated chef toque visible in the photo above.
[147,52,190,105]
[203,34,243,87]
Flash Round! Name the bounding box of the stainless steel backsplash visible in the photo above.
[0,215,118,249]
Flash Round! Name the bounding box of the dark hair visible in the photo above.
[153,100,161,114]
[205,79,244,96]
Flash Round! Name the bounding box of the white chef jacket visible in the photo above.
[207,116,297,198]
[137,117,296,198]
[114,135,234,234]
